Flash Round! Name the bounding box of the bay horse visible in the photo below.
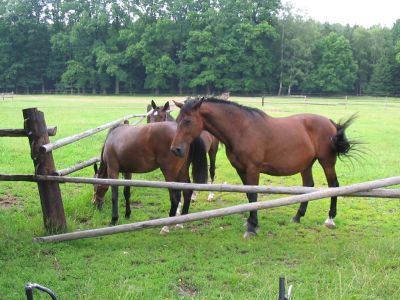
[170,97,357,237]
[148,99,220,201]
[92,122,208,233]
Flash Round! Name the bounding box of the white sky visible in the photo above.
[283,0,400,28]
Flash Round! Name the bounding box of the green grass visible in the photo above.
[0,95,399,299]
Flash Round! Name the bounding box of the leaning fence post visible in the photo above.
[23,108,66,232]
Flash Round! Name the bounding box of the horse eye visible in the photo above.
[184,119,191,126]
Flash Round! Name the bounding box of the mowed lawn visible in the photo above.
[0,95,399,299]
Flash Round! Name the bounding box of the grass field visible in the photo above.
[0,95,399,299]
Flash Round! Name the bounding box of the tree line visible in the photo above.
[1,0,400,96]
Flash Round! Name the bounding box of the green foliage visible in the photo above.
[303,32,357,93]
[0,1,399,95]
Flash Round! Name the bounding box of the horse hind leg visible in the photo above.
[207,150,217,201]
[123,172,132,219]
[292,165,314,223]
[321,163,339,228]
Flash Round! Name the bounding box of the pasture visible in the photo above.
[0,95,399,299]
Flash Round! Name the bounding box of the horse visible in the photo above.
[148,99,219,201]
[92,121,208,233]
[147,100,175,123]
[170,97,358,238]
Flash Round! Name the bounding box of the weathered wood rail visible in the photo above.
[40,112,151,153]
[1,174,400,199]
[0,127,57,137]
[32,175,400,243]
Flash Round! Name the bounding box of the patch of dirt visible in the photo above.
[178,280,197,297]
[130,201,142,208]
[0,194,20,209]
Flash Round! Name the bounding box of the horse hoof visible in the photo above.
[243,231,257,238]
[125,214,131,219]
[160,226,170,235]
[207,192,215,201]
[291,216,300,223]
[175,224,184,229]
[324,218,336,229]
[94,202,103,210]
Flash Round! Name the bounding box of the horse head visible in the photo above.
[149,100,170,123]
[91,163,108,209]
[170,97,205,157]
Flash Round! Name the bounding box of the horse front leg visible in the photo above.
[160,188,181,235]
[237,170,260,238]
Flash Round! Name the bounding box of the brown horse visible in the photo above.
[92,122,208,232]
[170,97,357,237]
[148,100,219,201]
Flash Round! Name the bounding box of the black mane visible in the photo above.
[182,97,266,117]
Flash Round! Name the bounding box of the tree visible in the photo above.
[278,8,321,95]
[303,32,357,94]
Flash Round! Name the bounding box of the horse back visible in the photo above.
[234,113,338,176]
[103,122,184,173]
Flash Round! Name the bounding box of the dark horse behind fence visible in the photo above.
[92,122,208,233]
[170,97,359,238]
[148,99,220,201]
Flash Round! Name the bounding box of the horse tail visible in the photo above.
[95,124,122,177]
[189,137,208,183]
[331,113,359,159]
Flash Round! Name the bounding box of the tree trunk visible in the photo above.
[42,77,45,94]
[115,77,120,95]
[278,23,285,96]
[287,84,292,95]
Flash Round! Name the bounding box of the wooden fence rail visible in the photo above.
[1,174,399,198]
[0,127,57,137]
[55,157,100,176]
[40,111,152,153]
[33,175,400,243]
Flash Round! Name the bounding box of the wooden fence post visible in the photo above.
[23,108,66,232]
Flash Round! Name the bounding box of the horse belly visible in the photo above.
[261,141,316,176]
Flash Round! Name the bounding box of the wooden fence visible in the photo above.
[0,106,399,242]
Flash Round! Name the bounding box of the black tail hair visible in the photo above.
[331,113,360,159]
[95,124,122,177]
[189,137,208,183]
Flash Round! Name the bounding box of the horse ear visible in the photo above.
[193,97,204,110]
[163,101,170,111]
[151,100,157,109]
[173,100,183,109]
[93,163,98,174]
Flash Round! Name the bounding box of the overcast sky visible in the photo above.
[283,0,399,28]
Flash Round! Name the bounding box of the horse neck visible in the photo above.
[199,102,261,148]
